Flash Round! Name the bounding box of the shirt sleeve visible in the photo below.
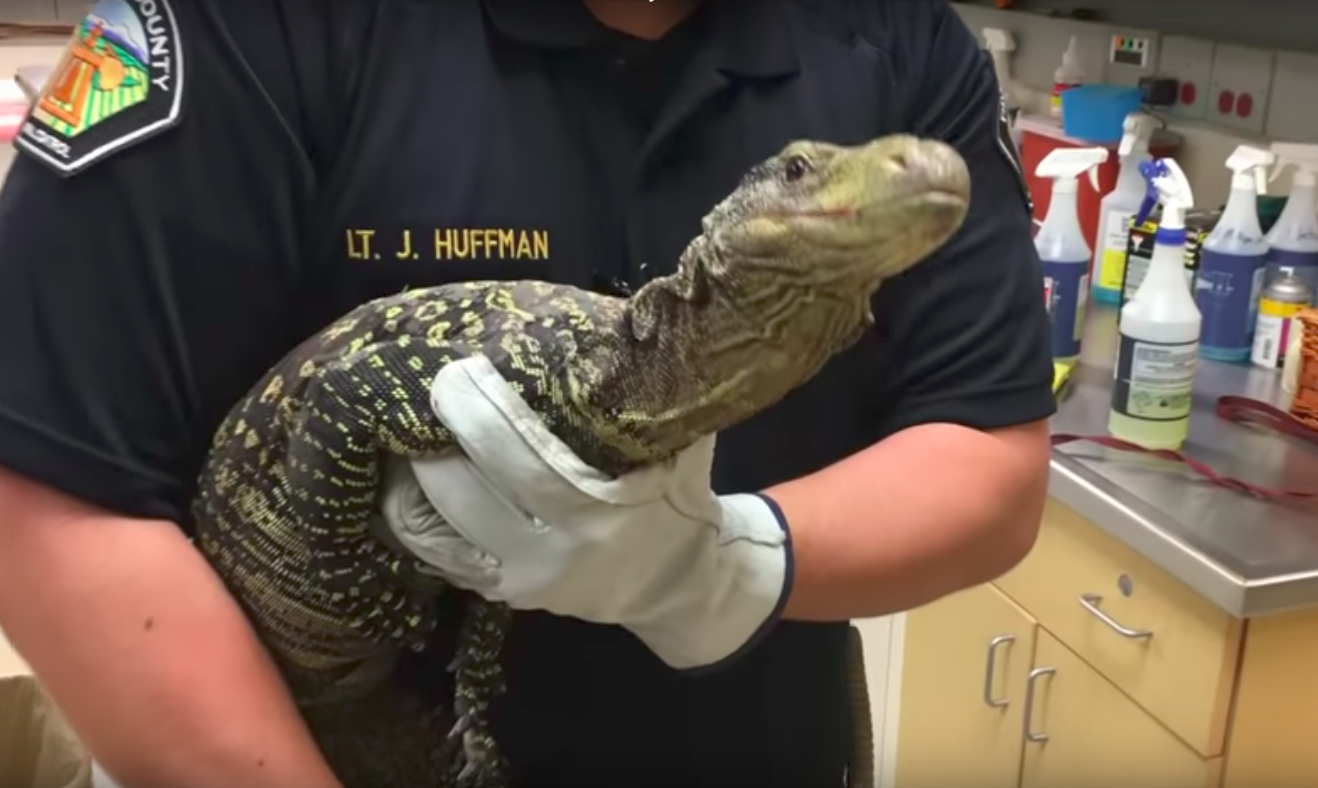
[871,1,1055,436]
[0,2,323,525]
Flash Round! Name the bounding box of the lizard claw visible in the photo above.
[450,725,505,788]
[448,711,473,741]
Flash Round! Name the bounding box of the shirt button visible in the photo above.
[610,57,628,68]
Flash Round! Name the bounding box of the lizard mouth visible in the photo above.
[920,190,969,207]
[772,188,967,223]
[779,207,856,219]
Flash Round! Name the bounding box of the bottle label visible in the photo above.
[1051,82,1081,108]
[1042,260,1088,358]
[1113,335,1198,421]
[1251,298,1307,368]
[1098,208,1135,290]
[1194,249,1267,356]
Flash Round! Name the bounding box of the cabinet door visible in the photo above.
[894,585,1037,788]
[1020,631,1218,788]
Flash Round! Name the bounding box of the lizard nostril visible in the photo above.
[889,153,909,172]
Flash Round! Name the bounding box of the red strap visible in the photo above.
[1051,396,1318,504]
[1215,396,1318,448]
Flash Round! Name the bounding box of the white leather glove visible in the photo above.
[389,355,793,671]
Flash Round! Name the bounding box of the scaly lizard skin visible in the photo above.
[191,135,970,788]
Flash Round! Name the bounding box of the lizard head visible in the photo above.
[581,136,973,464]
[703,134,970,292]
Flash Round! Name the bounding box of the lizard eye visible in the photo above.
[783,155,811,183]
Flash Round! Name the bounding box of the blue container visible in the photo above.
[1061,85,1143,144]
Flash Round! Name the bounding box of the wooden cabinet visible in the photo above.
[1020,631,1217,788]
[895,580,1219,788]
[995,500,1240,756]
[894,497,1318,788]
[894,584,1037,788]
[892,497,1263,788]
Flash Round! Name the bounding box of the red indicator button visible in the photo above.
[1236,92,1254,118]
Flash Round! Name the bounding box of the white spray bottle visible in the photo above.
[1109,158,1202,451]
[1093,112,1158,305]
[983,28,1020,114]
[1196,145,1274,362]
[1265,142,1318,294]
[1036,147,1109,361]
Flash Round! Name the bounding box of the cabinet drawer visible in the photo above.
[1022,630,1221,788]
[994,498,1242,757]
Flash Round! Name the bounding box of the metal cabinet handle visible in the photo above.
[982,634,1015,708]
[1078,593,1153,639]
[1022,666,1055,743]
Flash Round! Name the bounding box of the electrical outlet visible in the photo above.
[1157,35,1214,121]
[1264,51,1318,143]
[1208,44,1275,135]
[1106,32,1158,86]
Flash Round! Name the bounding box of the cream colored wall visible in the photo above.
[0,628,27,676]
[855,616,898,785]
[0,39,64,180]
[950,4,1290,208]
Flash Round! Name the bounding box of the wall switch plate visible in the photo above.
[1104,29,1159,87]
[1208,44,1275,135]
[1110,35,1150,68]
[1265,51,1318,143]
[1157,35,1215,121]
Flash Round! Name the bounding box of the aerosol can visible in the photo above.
[1251,268,1313,369]
[1093,112,1158,305]
[1196,145,1274,362]
[1035,147,1109,361]
[1264,142,1318,294]
[1109,158,1201,451]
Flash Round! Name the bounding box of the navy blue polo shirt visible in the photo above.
[0,0,1053,785]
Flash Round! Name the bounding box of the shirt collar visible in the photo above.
[480,0,800,79]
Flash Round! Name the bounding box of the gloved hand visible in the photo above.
[386,355,793,671]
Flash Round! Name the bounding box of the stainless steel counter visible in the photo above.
[1051,306,1318,619]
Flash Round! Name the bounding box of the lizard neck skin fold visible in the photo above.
[576,231,872,465]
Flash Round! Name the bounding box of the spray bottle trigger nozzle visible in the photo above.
[1119,112,1157,158]
[1134,159,1161,227]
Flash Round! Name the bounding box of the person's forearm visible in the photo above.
[0,471,343,788]
[766,420,1050,621]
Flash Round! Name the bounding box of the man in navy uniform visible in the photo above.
[0,1,1053,786]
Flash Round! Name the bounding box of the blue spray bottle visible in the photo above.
[1035,146,1109,361]
[1196,144,1275,362]
[1264,142,1318,294]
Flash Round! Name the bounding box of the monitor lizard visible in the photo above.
[191,133,971,788]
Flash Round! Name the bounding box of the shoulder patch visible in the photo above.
[16,0,184,177]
